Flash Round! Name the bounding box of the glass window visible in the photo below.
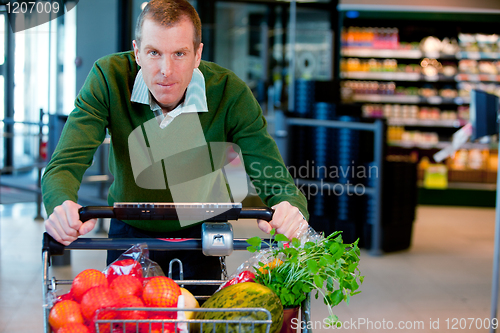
[12,13,61,168]
[0,14,4,66]
[215,2,268,87]
[61,7,76,114]
[0,74,3,168]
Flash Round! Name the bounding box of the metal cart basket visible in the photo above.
[42,203,312,333]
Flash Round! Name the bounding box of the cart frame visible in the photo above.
[42,205,312,333]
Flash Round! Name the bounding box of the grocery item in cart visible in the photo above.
[46,244,189,333]
[196,282,284,333]
[228,227,363,327]
[103,243,165,282]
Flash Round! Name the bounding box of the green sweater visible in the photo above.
[42,51,308,232]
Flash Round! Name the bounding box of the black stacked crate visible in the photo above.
[364,158,418,252]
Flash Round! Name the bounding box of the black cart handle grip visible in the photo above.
[78,205,274,222]
[78,206,115,222]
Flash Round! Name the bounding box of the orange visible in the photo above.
[58,323,90,333]
[142,276,181,308]
[81,286,120,333]
[110,275,143,299]
[117,295,147,320]
[71,269,108,302]
[258,258,283,274]
[48,300,84,331]
[80,286,119,321]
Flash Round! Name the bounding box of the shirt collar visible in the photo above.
[131,68,208,128]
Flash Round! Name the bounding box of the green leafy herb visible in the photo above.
[247,230,364,326]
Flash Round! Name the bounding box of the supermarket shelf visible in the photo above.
[342,48,500,60]
[342,71,500,83]
[352,94,420,103]
[456,51,500,60]
[352,94,469,105]
[386,118,467,128]
[418,181,496,191]
[342,48,423,59]
[446,182,497,191]
[341,72,421,81]
[455,73,500,83]
[388,140,492,150]
[341,72,458,82]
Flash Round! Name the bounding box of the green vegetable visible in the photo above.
[247,230,363,326]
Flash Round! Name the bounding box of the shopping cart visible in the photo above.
[42,203,312,333]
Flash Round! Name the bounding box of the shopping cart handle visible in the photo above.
[42,232,272,254]
[43,232,66,256]
[78,204,274,222]
[79,206,115,222]
[239,206,273,221]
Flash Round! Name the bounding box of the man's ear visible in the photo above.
[132,40,141,67]
[194,43,203,68]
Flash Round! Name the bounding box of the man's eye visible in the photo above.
[149,51,158,56]
[175,52,185,57]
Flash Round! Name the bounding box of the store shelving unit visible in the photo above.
[337,9,500,199]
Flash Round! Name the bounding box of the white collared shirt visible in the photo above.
[130,68,209,129]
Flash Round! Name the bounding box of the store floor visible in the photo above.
[0,202,496,333]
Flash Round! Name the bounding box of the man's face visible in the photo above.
[133,17,203,113]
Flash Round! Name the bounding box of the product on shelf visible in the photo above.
[458,33,499,53]
[442,62,458,77]
[341,58,400,73]
[439,86,458,99]
[458,59,478,74]
[362,104,466,123]
[457,81,500,98]
[478,61,499,75]
[458,59,500,76]
[441,110,458,120]
[423,163,448,189]
[457,106,470,121]
[420,36,460,56]
[387,127,439,146]
[419,85,438,97]
[387,125,404,142]
[420,58,441,77]
[342,26,400,49]
[342,80,462,101]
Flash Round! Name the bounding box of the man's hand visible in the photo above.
[44,200,97,246]
[257,201,308,240]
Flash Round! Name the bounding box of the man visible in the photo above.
[42,0,308,286]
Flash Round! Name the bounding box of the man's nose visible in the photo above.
[161,57,173,77]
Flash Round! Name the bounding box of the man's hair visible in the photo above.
[135,0,202,50]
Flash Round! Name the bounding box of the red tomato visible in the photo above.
[105,259,143,283]
[220,270,256,289]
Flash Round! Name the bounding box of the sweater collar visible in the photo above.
[131,68,208,128]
